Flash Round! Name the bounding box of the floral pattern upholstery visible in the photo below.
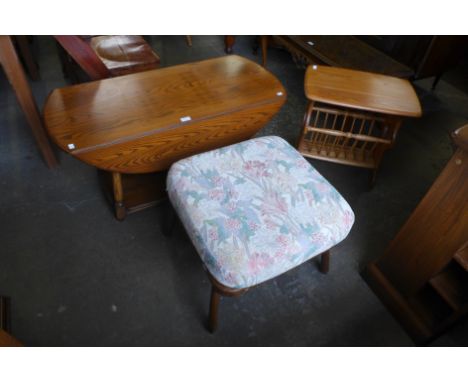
[167,136,354,289]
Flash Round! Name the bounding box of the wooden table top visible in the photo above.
[44,55,285,172]
[304,65,422,117]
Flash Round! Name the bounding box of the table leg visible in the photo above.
[0,36,58,169]
[112,172,127,221]
[224,36,235,54]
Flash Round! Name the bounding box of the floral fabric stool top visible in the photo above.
[166,136,354,332]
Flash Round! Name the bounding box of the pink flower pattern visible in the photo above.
[167,136,354,289]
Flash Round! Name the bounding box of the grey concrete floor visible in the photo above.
[1,36,467,346]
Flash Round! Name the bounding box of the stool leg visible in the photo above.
[208,286,221,333]
[320,250,330,274]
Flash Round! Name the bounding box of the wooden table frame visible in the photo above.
[0,36,57,168]
[298,65,421,187]
[44,56,286,220]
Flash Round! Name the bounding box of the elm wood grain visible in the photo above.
[304,65,422,118]
[44,55,286,173]
[299,66,421,186]
[44,55,285,218]
[363,124,468,344]
[376,137,468,296]
[0,36,57,168]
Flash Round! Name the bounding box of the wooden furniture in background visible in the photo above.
[44,55,286,220]
[261,36,467,89]
[261,36,415,78]
[55,35,160,82]
[363,125,468,344]
[298,65,422,186]
[224,36,235,54]
[0,296,22,347]
[0,36,57,168]
[360,35,467,89]
[13,36,40,81]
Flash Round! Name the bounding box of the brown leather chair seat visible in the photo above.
[55,35,160,81]
[89,35,160,76]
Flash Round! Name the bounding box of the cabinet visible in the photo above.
[363,125,468,344]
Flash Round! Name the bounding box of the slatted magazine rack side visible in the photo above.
[297,101,402,186]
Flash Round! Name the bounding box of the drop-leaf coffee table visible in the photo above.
[44,55,286,220]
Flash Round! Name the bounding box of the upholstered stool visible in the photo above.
[166,136,354,332]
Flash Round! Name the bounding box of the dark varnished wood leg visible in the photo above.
[206,273,248,333]
[112,172,126,221]
[0,36,58,168]
[320,250,330,274]
[224,36,235,54]
[208,286,221,333]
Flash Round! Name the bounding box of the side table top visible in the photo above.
[304,65,422,117]
[43,55,286,172]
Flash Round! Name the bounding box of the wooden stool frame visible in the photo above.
[206,250,330,332]
[163,204,331,333]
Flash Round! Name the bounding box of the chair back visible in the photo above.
[54,35,111,80]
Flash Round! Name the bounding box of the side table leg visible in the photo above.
[112,172,126,221]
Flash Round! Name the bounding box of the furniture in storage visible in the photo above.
[43,55,286,220]
[55,35,160,82]
[260,36,415,78]
[0,36,57,168]
[260,36,467,88]
[166,136,355,332]
[363,125,468,344]
[298,65,422,186]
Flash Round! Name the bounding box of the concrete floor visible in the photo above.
[1,36,467,346]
